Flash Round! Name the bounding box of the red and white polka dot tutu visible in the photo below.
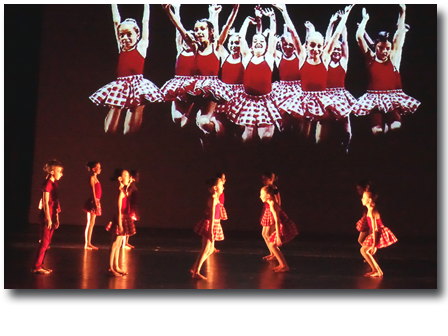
[326,87,358,118]
[214,84,245,114]
[188,76,232,103]
[226,91,282,130]
[351,89,420,116]
[90,74,164,108]
[272,80,303,109]
[268,211,299,245]
[279,90,335,120]
[161,75,197,102]
[194,218,224,241]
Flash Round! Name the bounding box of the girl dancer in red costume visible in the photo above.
[226,7,282,142]
[123,170,140,250]
[325,10,357,150]
[107,169,136,276]
[83,161,102,250]
[352,5,420,135]
[355,180,371,246]
[90,4,163,134]
[360,190,397,277]
[33,160,63,274]
[260,185,298,273]
[163,4,239,137]
[260,172,281,261]
[191,177,225,280]
[213,172,228,253]
[274,4,354,144]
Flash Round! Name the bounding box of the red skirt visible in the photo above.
[82,198,102,216]
[220,204,228,221]
[268,215,299,245]
[362,227,397,248]
[351,89,420,116]
[89,74,164,108]
[272,80,302,109]
[193,218,224,241]
[356,214,369,232]
[260,206,275,227]
[105,215,136,236]
[279,90,335,120]
[325,87,358,118]
[161,75,197,102]
[188,76,232,103]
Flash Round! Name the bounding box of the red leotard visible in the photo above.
[116,48,145,77]
[327,64,346,88]
[194,49,220,76]
[40,178,60,221]
[367,58,400,91]
[244,59,272,96]
[121,193,131,215]
[221,57,244,84]
[94,182,102,200]
[300,60,327,91]
[278,56,301,81]
[175,53,197,76]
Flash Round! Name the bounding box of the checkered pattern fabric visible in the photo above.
[214,84,245,114]
[83,198,102,216]
[226,91,282,130]
[260,205,275,227]
[161,75,197,102]
[193,219,224,241]
[279,90,335,120]
[105,215,136,236]
[272,80,303,108]
[188,76,232,102]
[326,87,358,118]
[89,74,163,108]
[268,211,298,245]
[356,214,369,232]
[220,204,228,220]
[351,89,421,116]
[362,226,397,248]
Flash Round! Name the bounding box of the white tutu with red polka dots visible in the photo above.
[89,74,163,108]
[188,76,232,102]
[272,80,303,108]
[161,75,197,102]
[279,90,335,120]
[351,89,420,116]
[214,84,245,114]
[325,87,358,118]
[226,91,282,130]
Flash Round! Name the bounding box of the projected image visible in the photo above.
[86,4,420,147]
[89,4,164,134]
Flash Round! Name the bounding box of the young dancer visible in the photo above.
[213,172,228,253]
[32,160,63,274]
[90,4,163,134]
[355,180,371,246]
[274,4,354,143]
[226,7,282,142]
[107,169,135,276]
[325,9,357,150]
[163,4,239,136]
[260,185,298,272]
[352,5,420,134]
[191,177,225,280]
[82,161,102,250]
[360,190,398,277]
[261,172,281,260]
[123,170,139,250]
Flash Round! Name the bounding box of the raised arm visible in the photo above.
[325,5,354,56]
[273,4,306,59]
[263,8,277,57]
[240,16,256,63]
[217,5,240,50]
[255,5,263,35]
[391,4,406,68]
[325,12,339,47]
[112,4,121,52]
[356,7,373,56]
[162,4,197,53]
[208,4,222,41]
[137,4,150,56]
[172,4,184,54]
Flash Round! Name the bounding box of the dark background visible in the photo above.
[4,4,437,238]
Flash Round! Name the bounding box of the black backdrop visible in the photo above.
[5,4,437,238]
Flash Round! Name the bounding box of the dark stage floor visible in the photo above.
[4,225,437,289]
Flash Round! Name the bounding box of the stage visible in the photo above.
[4,225,437,289]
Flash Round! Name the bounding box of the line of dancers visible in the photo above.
[32,159,397,280]
[89,4,420,149]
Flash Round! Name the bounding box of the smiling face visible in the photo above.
[252,34,267,56]
[118,23,139,51]
[281,35,295,58]
[375,40,392,61]
[194,21,211,43]
[331,41,342,62]
[228,35,241,56]
[306,33,324,59]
